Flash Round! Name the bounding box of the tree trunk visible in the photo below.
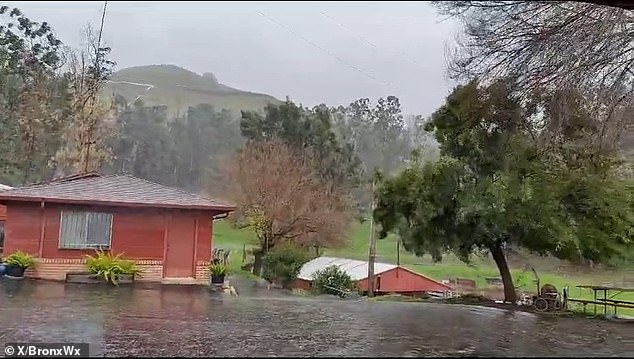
[252,250,264,277]
[490,244,517,303]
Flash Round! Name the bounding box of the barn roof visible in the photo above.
[298,256,398,281]
[0,173,235,212]
[0,183,12,191]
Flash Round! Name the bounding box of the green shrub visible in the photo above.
[85,250,141,285]
[311,265,357,297]
[208,262,227,277]
[5,250,36,269]
[262,244,313,287]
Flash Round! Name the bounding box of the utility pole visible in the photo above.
[367,178,377,297]
[82,140,97,173]
[396,239,400,267]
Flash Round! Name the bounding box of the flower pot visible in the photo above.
[5,265,26,278]
[116,274,134,285]
[66,272,136,285]
[65,272,104,284]
[210,274,225,285]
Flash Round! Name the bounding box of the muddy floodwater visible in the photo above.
[0,278,632,357]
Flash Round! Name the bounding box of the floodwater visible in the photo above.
[0,278,632,357]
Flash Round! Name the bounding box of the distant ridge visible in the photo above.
[103,64,280,115]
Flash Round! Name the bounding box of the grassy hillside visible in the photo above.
[214,220,634,315]
[104,64,280,116]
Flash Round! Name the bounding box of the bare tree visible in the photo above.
[437,1,633,161]
[226,140,353,275]
[437,2,632,93]
[53,25,117,174]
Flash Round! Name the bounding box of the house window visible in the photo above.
[59,211,113,249]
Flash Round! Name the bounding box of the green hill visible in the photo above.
[104,64,280,116]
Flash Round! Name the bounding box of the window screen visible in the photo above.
[59,211,113,249]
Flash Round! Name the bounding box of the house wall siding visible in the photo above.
[3,201,216,282]
[293,267,451,295]
[26,260,211,282]
[0,204,6,221]
[4,202,41,255]
[198,219,212,262]
[293,278,312,291]
[357,267,451,293]
[26,258,164,282]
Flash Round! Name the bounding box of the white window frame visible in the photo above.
[58,210,114,250]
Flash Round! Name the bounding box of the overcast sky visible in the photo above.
[9,1,460,116]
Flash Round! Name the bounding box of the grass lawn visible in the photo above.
[213,219,634,316]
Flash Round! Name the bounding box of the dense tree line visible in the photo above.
[0,6,433,196]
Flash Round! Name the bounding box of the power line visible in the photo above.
[255,10,396,90]
[97,1,108,51]
[83,1,108,174]
[319,10,428,74]
[319,11,380,51]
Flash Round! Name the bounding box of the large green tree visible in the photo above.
[106,99,243,191]
[106,98,176,184]
[240,100,362,192]
[339,96,411,178]
[330,96,419,215]
[374,80,633,302]
[172,103,242,191]
[0,6,67,185]
[435,1,633,162]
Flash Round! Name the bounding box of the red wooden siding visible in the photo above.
[3,201,218,280]
[293,266,451,295]
[4,202,41,255]
[0,204,6,221]
[197,216,212,262]
[357,267,451,294]
[293,279,312,291]
[111,210,166,259]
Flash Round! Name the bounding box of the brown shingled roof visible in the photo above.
[0,173,235,212]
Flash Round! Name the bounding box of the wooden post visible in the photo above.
[396,239,400,266]
[82,140,97,173]
[396,239,400,278]
[192,218,199,278]
[162,213,170,278]
[367,179,377,297]
[37,200,46,258]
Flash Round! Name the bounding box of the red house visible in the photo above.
[294,256,452,295]
[0,173,235,283]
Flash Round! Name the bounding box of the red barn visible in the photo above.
[0,173,234,283]
[294,256,452,295]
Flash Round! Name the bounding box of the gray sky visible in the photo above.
[10,1,460,116]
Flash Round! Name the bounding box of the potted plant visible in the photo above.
[80,250,142,285]
[4,250,36,278]
[209,262,227,285]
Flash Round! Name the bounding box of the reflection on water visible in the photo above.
[0,279,632,357]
